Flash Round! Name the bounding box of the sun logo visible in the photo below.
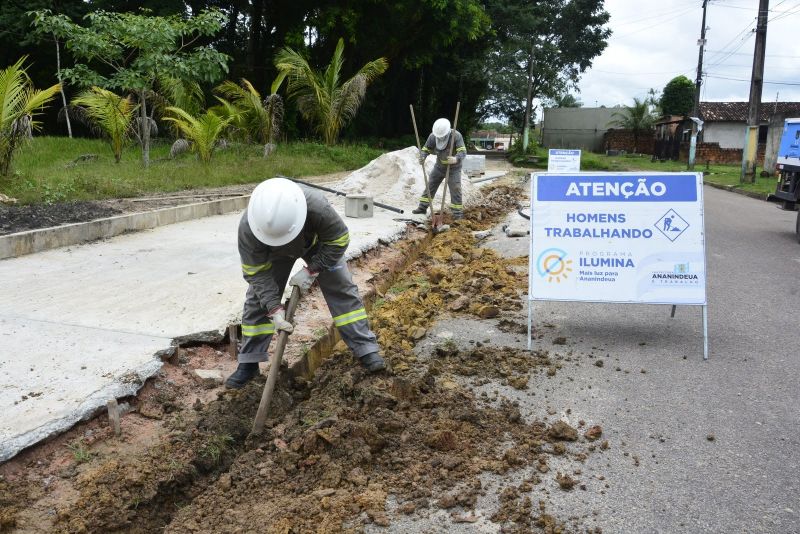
[536,248,573,283]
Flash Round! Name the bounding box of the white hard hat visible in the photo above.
[247,178,307,246]
[432,118,451,139]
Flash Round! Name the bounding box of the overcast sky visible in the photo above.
[574,0,800,107]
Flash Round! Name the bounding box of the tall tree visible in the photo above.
[273,38,388,145]
[482,0,611,148]
[32,8,230,167]
[659,75,694,117]
[608,97,656,153]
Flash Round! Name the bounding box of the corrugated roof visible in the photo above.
[700,101,800,122]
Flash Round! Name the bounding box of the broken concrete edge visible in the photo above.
[0,195,251,260]
[704,181,768,201]
[290,227,432,380]
[0,359,162,463]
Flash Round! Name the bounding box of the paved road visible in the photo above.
[380,185,800,533]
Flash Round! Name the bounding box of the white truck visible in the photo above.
[768,118,800,242]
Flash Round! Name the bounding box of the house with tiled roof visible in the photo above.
[699,101,800,149]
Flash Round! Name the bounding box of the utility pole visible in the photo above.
[741,0,770,183]
[688,0,708,170]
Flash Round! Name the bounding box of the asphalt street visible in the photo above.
[376,184,800,533]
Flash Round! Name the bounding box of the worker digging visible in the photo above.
[226,177,386,389]
[412,117,468,219]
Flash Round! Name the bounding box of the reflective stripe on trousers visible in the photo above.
[238,258,379,363]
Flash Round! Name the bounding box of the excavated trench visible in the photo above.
[2,184,607,533]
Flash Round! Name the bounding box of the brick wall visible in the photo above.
[679,142,766,165]
[603,129,655,154]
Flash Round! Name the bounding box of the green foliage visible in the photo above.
[72,86,137,163]
[550,94,583,108]
[0,57,60,176]
[4,137,384,204]
[30,8,230,166]
[200,434,233,464]
[67,438,93,463]
[659,75,695,117]
[274,38,388,145]
[608,97,656,153]
[481,0,610,131]
[163,107,233,163]
[215,79,283,145]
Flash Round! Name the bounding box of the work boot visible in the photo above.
[412,206,427,215]
[452,212,464,221]
[225,362,259,389]
[359,352,386,373]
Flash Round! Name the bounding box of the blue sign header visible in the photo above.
[536,174,698,202]
[549,149,581,156]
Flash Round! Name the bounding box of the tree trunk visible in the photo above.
[54,35,72,138]
[140,89,150,168]
[522,45,535,151]
[248,1,264,89]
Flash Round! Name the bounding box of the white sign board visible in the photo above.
[548,149,581,172]
[529,172,706,305]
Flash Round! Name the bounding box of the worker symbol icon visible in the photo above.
[654,209,689,242]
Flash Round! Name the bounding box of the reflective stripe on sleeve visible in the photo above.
[333,307,368,327]
[241,322,275,337]
[323,232,350,247]
[242,262,272,276]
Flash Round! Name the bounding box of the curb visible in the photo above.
[704,181,767,201]
[0,195,250,260]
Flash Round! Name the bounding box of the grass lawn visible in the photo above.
[0,137,385,204]
[527,150,778,197]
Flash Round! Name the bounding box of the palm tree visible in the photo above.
[215,79,283,146]
[0,57,60,176]
[163,107,233,163]
[72,87,138,163]
[273,38,388,145]
[608,98,656,153]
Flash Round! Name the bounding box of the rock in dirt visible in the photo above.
[478,305,500,319]
[547,421,578,441]
[451,251,466,263]
[556,472,577,490]
[449,296,470,311]
[585,425,603,441]
[437,494,457,509]
[409,326,427,340]
[194,369,224,386]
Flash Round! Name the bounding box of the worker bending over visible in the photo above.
[226,178,386,389]
[412,117,467,219]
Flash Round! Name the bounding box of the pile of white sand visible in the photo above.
[337,146,480,209]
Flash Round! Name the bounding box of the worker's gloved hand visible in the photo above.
[289,266,319,295]
[418,151,427,164]
[269,307,294,334]
[445,156,458,165]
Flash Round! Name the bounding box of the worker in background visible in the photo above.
[226,177,386,389]
[412,118,467,219]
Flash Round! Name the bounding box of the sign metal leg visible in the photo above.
[527,299,533,351]
[702,305,708,360]
[670,305,676,318]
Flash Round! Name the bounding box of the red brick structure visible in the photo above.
[603,129,655,155]
[679,142,766,165]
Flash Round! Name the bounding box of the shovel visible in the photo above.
[252,285,301,434]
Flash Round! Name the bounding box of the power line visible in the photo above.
[706,74,800,86]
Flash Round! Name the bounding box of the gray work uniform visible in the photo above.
[417,130,467,215]
[237,186,380,363]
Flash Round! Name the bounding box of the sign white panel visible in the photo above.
[529,172,706,305]
[548,149,581,172]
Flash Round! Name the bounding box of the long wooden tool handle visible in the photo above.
[439,101,461,215]
[252,285,301,434]
[410,105,435,223]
